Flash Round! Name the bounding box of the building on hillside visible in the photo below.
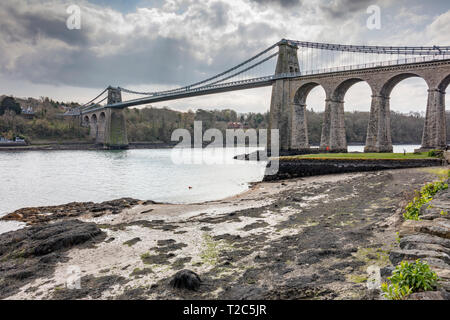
[227,122,244,129]
[21,106,35,119]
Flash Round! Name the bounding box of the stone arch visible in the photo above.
[366,73,428,152]
[439,74,450,92]
[380,73,424,98]
[83,115,90,127]
[96,112,106,144]
[293,82,324,106]
[319,78,370,152]
[291,82,326,150]
[331,78,373,102]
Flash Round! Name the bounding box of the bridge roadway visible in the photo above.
[83,56,450,113]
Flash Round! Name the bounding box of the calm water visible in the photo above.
[0,147,267,217]
[0,144,420,217]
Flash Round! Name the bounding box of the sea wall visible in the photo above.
[264,158,445,181]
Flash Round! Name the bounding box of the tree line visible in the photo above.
[125,107,431,145]
[0,95,447,145]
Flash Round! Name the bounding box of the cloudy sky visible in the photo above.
[0,0,449,114]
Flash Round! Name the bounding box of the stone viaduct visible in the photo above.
[81,87,128,149]
[270,42,450,152]
[80,41,450,152]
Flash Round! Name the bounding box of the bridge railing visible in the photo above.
[300,55,445,76]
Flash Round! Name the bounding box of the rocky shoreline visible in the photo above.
[0,167,449,300]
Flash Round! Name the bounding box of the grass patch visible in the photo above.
[280,152,434,161]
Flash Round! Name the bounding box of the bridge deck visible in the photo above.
[82,58,450,113]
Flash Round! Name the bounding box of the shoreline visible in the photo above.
[0,142,422,152]
[1,167,448,300]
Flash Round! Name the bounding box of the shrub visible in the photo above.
[403,180,448,220]
[381,260,439,300]
[427,149,443,158]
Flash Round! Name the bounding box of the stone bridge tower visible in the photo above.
[269,40,302,151]
[82,87,129,149]
[104,87,129,149]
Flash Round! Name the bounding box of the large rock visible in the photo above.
[407,291,449,300]
[169,270,202,291]
[389,249,450,265]
[399,219,450,239]
[400,234,450,250]
[0,220,105,299]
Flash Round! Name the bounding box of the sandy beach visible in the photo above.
[0,167,446,300]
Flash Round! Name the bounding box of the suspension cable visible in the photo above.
[119,42,280,96]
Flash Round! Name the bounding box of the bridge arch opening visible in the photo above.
[83,115,89,126]
[333,79,372,149]
[387,75,428,146]
[293,82,326,146]
[90,114,98,141]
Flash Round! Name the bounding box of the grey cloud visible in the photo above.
[319,0,374,20]
[250,0,302,8]
[0,0,282,89]
[0,3,90,46]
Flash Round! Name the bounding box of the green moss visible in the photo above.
[200,233,233,266]
[347,274,368,284]
[355,247,390,268]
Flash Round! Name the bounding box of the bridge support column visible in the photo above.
[89,117,97,140]
[269,40,300,151]
[365,95,393,153]
[320,99,347,152]
[104,87,129,149]
[291,103,309,150]
[420,88,446,151]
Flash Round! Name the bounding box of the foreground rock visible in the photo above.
[1,167,448,300]
[169,270,202,291]
[392,184,450,296]
[0,220,105,299]
[0,198,150,224]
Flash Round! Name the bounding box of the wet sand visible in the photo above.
[0,167,445,300]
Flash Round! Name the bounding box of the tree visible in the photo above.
[0,97,21,116]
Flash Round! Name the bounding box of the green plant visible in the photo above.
[381,260,438,300]
[427,149,443,158]
[403,180,448,220]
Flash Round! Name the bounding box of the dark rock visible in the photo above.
[389,249,450,265]
[380,266,395,280]
[400,234,450,250]
[169,270,202,291]
[123,237,141,247]
[0,220,105,299]
[407,291,449,300]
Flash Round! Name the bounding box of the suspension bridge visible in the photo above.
[70,39,450,151]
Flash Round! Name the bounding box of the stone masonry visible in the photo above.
[81,87,129,149]
[269,44,450,152]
